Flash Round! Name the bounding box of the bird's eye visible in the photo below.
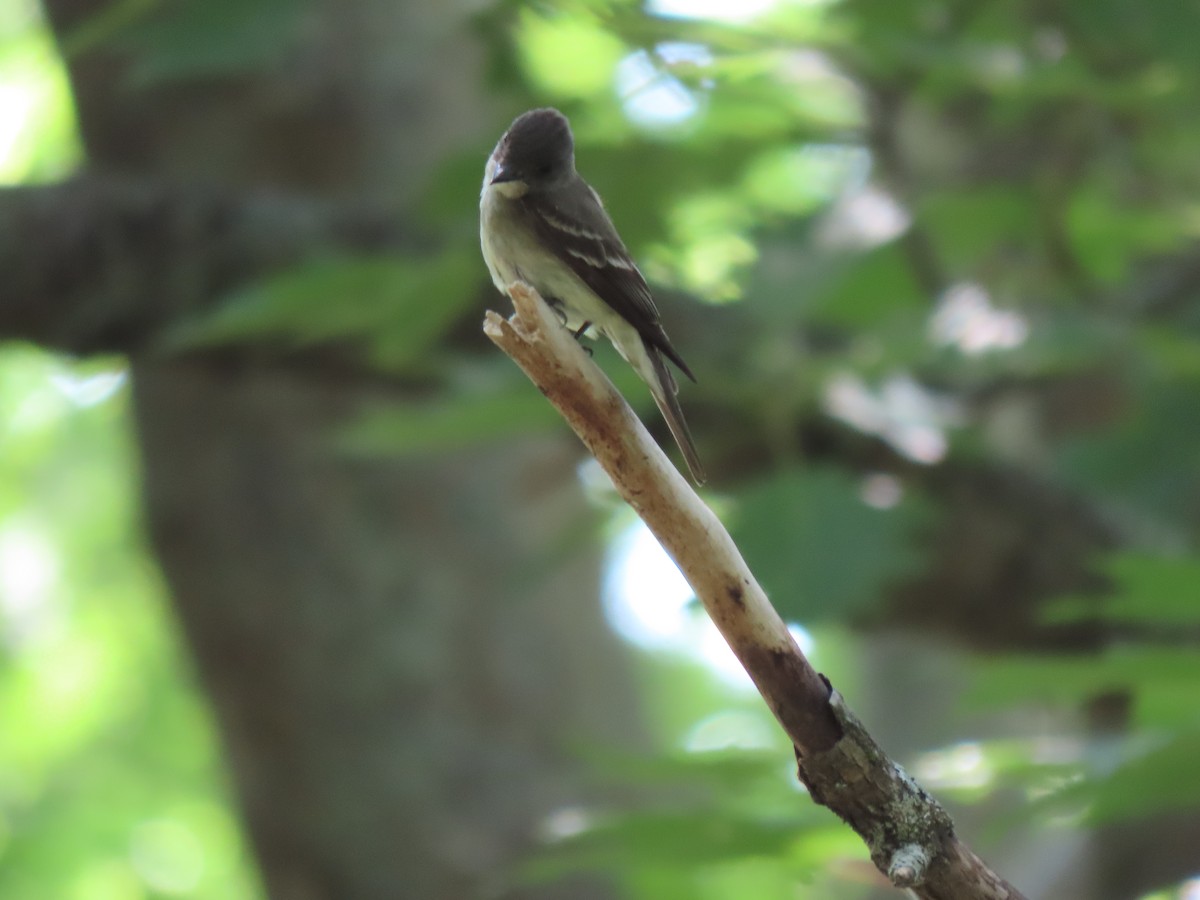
[537,164,553,176]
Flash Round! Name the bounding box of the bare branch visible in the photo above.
[484,281,1028,900]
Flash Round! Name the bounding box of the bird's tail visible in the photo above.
[647,347,706,485]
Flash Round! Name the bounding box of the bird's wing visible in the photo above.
[521,178,695,381]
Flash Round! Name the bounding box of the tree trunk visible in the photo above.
[133,360,636,899]
[34,0,645,896]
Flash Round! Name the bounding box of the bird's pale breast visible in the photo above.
[480,185,627,340]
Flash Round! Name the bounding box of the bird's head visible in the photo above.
[486,108,575,197]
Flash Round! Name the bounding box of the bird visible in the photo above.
[479,107,705,484]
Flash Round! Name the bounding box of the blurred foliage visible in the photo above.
[526,648,872,899]
[6,0,1200,896]
[97,0,308,87]
[3,10,257,891]
[171,252,482,369]
[728,467,931,620]
[0,350,259,899]
[525,749,861,898]
[0,0,80,183]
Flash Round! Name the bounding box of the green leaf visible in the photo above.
[61,0,158,58]
[967,647,1200,730]
[1066,177,1183,285]
[1029,730,1200,826]
[580,747,791,797]
[0,25,83,184]
[806,243,927,328]
[522,745,843,879]
[1043,553,1200,627]
[117,0,309,86]
[517,10,627,99]
[1053,381,1200,531]
[170,251,479,367]
[727,467,931,621]
[918,186,1040,271]
[741,145,862,217]
[529,810,818,871]
[1084,730,1200,823]
[340,379,561,455]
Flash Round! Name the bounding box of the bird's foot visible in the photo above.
[544,296,569,325]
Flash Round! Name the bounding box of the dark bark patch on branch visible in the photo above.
[740,644,841,754]
[794,692,969,890]
[725,583,745,609]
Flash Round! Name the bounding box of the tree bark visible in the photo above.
[133,357,633,899]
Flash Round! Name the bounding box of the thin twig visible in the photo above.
[484,281,1029,900]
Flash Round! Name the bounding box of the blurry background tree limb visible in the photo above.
[0,175,419,354]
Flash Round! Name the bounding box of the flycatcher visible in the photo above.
[480,107,705,484]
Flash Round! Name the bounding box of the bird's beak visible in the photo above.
[490,164,519,185]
